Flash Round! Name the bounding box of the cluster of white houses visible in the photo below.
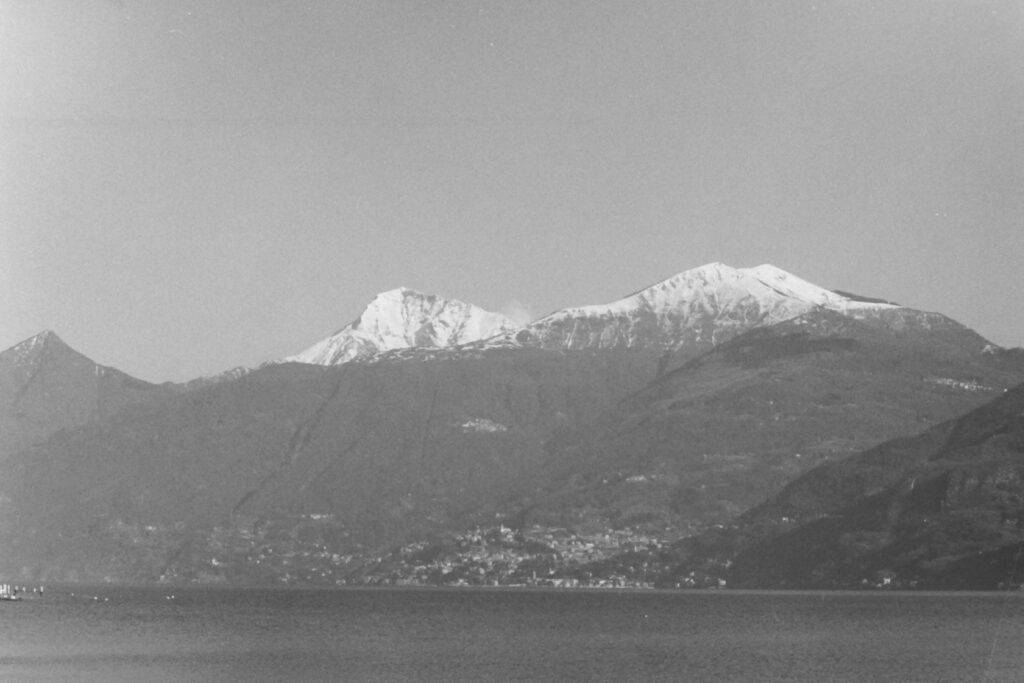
[0,583,43,600]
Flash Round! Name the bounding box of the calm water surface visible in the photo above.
[1,586,1022,682]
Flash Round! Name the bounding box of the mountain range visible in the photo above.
[2,262,1022,586]
[277,262,905,363]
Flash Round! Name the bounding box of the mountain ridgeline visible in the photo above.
[2,263,1023,586]
[0,331,173,461]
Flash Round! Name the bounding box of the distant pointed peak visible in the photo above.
[32,329,62,343]
[1,330,91,369]
[5,329,67,354]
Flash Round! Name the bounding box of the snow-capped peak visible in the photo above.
[499,262,899,351]
[284,288,518,366]
[554,262,892,319]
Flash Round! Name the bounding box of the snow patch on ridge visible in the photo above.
[2,330,68,369]
[460,418,508,434]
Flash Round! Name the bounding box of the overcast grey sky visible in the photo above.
[2,1,1022,382]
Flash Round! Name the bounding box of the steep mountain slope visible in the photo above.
[659,383,1024,589]
[512,309,1024,533]
[284,288,517,365]
[0,331,171,461]
[497,262,899,352]
[0,349,663,582]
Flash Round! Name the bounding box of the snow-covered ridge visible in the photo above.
[491,262,901,351]
[560,263,895,319]
[281,263,909,366]
[284,287,518,366]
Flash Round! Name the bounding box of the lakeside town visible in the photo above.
[360,523,686,589]
[38,509,1004,592]
[61,513,698,588]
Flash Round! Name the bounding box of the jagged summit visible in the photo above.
[498,262,901,351]
[284,287,518,366]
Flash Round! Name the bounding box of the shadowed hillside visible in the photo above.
[0,349,662,582]
[660,382,1024,589]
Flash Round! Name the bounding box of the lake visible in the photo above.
[0,586,1022,682]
